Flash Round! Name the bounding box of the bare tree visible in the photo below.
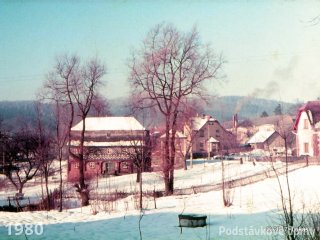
[129,23,224,195]
[42,55,79,208]
[39,87,70,212]
[70,58,105,206]
[44,54,106,206]
[129,131,150,210]
[35,102,55,210]
[3,128,41,195]
[51,100,71,212]
[275,117,295,240]
[265,113,297,240]
[179,99,205,170]
[221,158,234,207]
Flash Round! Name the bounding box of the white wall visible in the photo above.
[297,111,315,156]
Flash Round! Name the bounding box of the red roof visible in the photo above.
[293,101,320,131]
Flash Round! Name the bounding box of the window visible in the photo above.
[122,162,129,169]
[89,162,95,169]
[199,142,204,151]
[304,142,309,154]
[304,119,309,129]
[73,162,79,169]
[199,129,204,137]
[216,129,220,133]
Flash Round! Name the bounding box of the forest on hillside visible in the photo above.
[0,96,301,131]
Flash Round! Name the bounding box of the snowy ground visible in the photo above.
[0,159,291,206]
[0,160,317,239]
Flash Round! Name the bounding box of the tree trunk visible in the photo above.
[78,117,89,206]
[222,159,226,205]
[136,169,141,183]
[164,171,171,195]
[80,190,89,206]
[183,156,187,170]
[168,169,174,195]
[139,170,143,210]
[164,118,171,195]
[59,151,63,212]
[45,169,50,210]
[167,112,178,195]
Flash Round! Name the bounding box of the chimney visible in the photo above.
[233,114,238,129]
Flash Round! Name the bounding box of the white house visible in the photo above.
[293,101,320,156]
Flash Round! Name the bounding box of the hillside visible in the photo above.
[205,96,300,122]
[0,96,301,130]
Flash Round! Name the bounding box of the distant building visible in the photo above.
[68,116,150,182]
[247,129,286,155]
[184,115,237,157]
[223,114,295,153]
[151,130,186,171]
[293,101,320,156]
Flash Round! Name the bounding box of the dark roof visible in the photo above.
[293,101,320,131]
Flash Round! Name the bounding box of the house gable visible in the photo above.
[294,101,320,156]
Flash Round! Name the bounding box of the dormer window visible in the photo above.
[304,119,309,129]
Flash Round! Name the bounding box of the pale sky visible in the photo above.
[1,0,320,103]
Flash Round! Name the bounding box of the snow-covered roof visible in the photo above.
[247,130,276,144]
[71,117,145,131]
[70,140,143,147]
[160,130,186,139]
[208,136,219,143]
[191,116,216,131]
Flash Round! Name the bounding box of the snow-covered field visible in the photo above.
[0,160,318,239]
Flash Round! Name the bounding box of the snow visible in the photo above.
[160,130,186,139]
[88,160,293,194]
[0,160,318,239]
[190,116,216,131]
[71,116,145,131]
[208,136,219,143]
[70,140,144,147]
[247,130,275,144]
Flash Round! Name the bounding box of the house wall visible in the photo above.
[190,121,236,155]
[68,130,151,182]
[151,136,185,171]
[265,132,285,153]
[68,156,140,182]
[296,111,317,156]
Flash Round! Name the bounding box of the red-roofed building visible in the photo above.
[293,101,320,156]
[68,117,151,182]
